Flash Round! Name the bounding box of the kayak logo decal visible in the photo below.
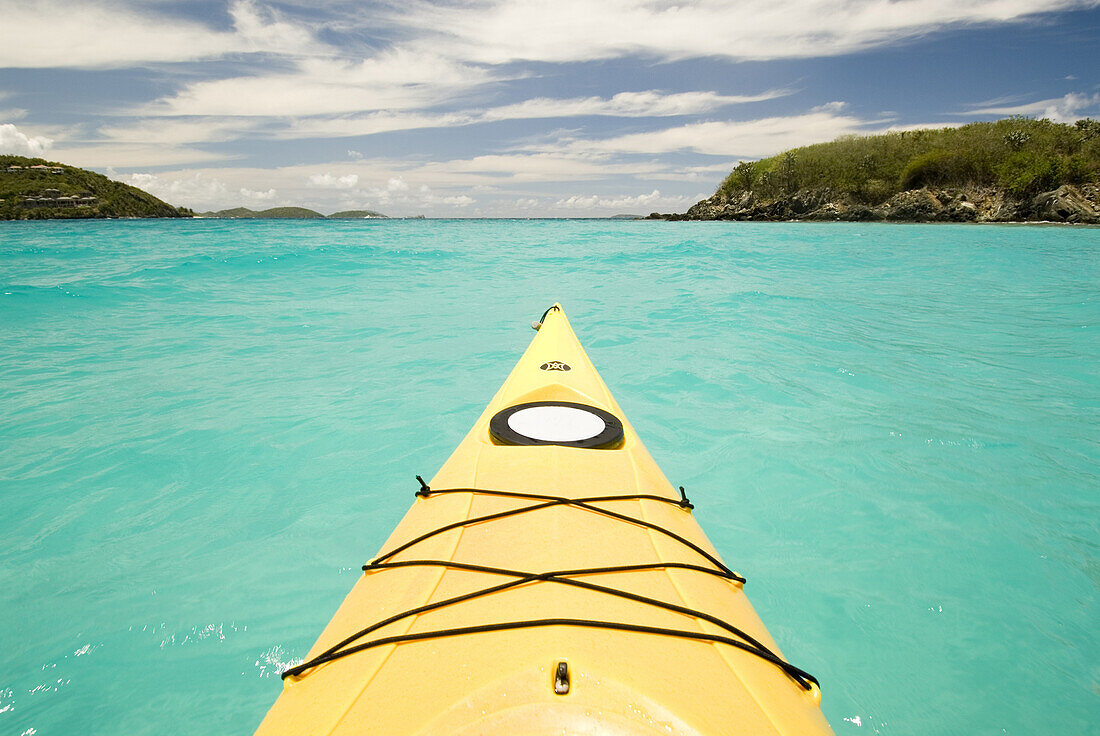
[540,361,571,371]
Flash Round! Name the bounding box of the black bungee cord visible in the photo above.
[282,478,818,692]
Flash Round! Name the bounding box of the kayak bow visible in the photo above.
[255,304,834,735]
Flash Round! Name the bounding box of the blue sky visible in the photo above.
[1,0,1098,216]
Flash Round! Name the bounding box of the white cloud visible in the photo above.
[113,170,279,210]
[268,112,466,140]
[10,0,1086,187]
[97,118,261,146]
[307,173,360,188]
[545,108,872,158]
[228,0,317,54]
[484,90,788,119]
[438,194,474,206]
[401,0,1098,64]
[0,123,52,156]
[271,89,788,140]
[147,50,493,117]
[811,101,849,114]
[420,152,668,183]
[44,143,230,168]
[357,176,428,205]
[531,188,700,214]
[1,0,1090,73]
[119,171,226,204]
[555,189,666,210]
[47,118,253,168]
[0,0,325,69]
[44,0,1077,135]
[663,162,748,181]
[240,187,277,201]
[529,106,976,163]
[958,92,1100,123]
[0,102,28,122]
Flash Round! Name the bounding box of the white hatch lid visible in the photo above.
[506,405,608,443]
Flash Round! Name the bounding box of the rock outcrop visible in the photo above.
[652,184,1100,224]
[1028,185,1100,223]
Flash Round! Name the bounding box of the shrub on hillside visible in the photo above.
[1062,154,1093,185]
[856,178,895,205]
[724,161,758,194]
[900,150,972,189]
[709,117,1100,204]
[996,152,1061,196]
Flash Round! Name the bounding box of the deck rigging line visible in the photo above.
[282,479,819,691]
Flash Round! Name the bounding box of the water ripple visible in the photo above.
[0,219,1096,735]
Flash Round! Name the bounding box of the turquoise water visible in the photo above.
[1,219,1097,735]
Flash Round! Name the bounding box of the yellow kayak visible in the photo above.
[255,305,834,736]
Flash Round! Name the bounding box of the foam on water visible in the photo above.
[1,218,1097,734]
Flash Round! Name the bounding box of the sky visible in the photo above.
[1,1,1098,217]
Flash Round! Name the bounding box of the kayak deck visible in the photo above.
[255,305,834,736]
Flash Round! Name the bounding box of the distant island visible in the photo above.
[197,207,388,219]
[1,155,189,219]
[649,117,1100,224]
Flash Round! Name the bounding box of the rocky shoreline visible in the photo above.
[649,183,1100,224]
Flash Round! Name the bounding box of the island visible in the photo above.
[1,155,189,219]
[196,207,388,219]
[649,118,1100,224]
[327,210,389,219]
[0,157,392,221]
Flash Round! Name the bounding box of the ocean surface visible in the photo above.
[0,218,1096,735]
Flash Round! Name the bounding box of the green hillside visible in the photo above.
[200,207,389,219]
[715,117,1100,203]
[198,206,326,218]
[202,207,259,218]
[327,209,388,219]
[0,155,188,219]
